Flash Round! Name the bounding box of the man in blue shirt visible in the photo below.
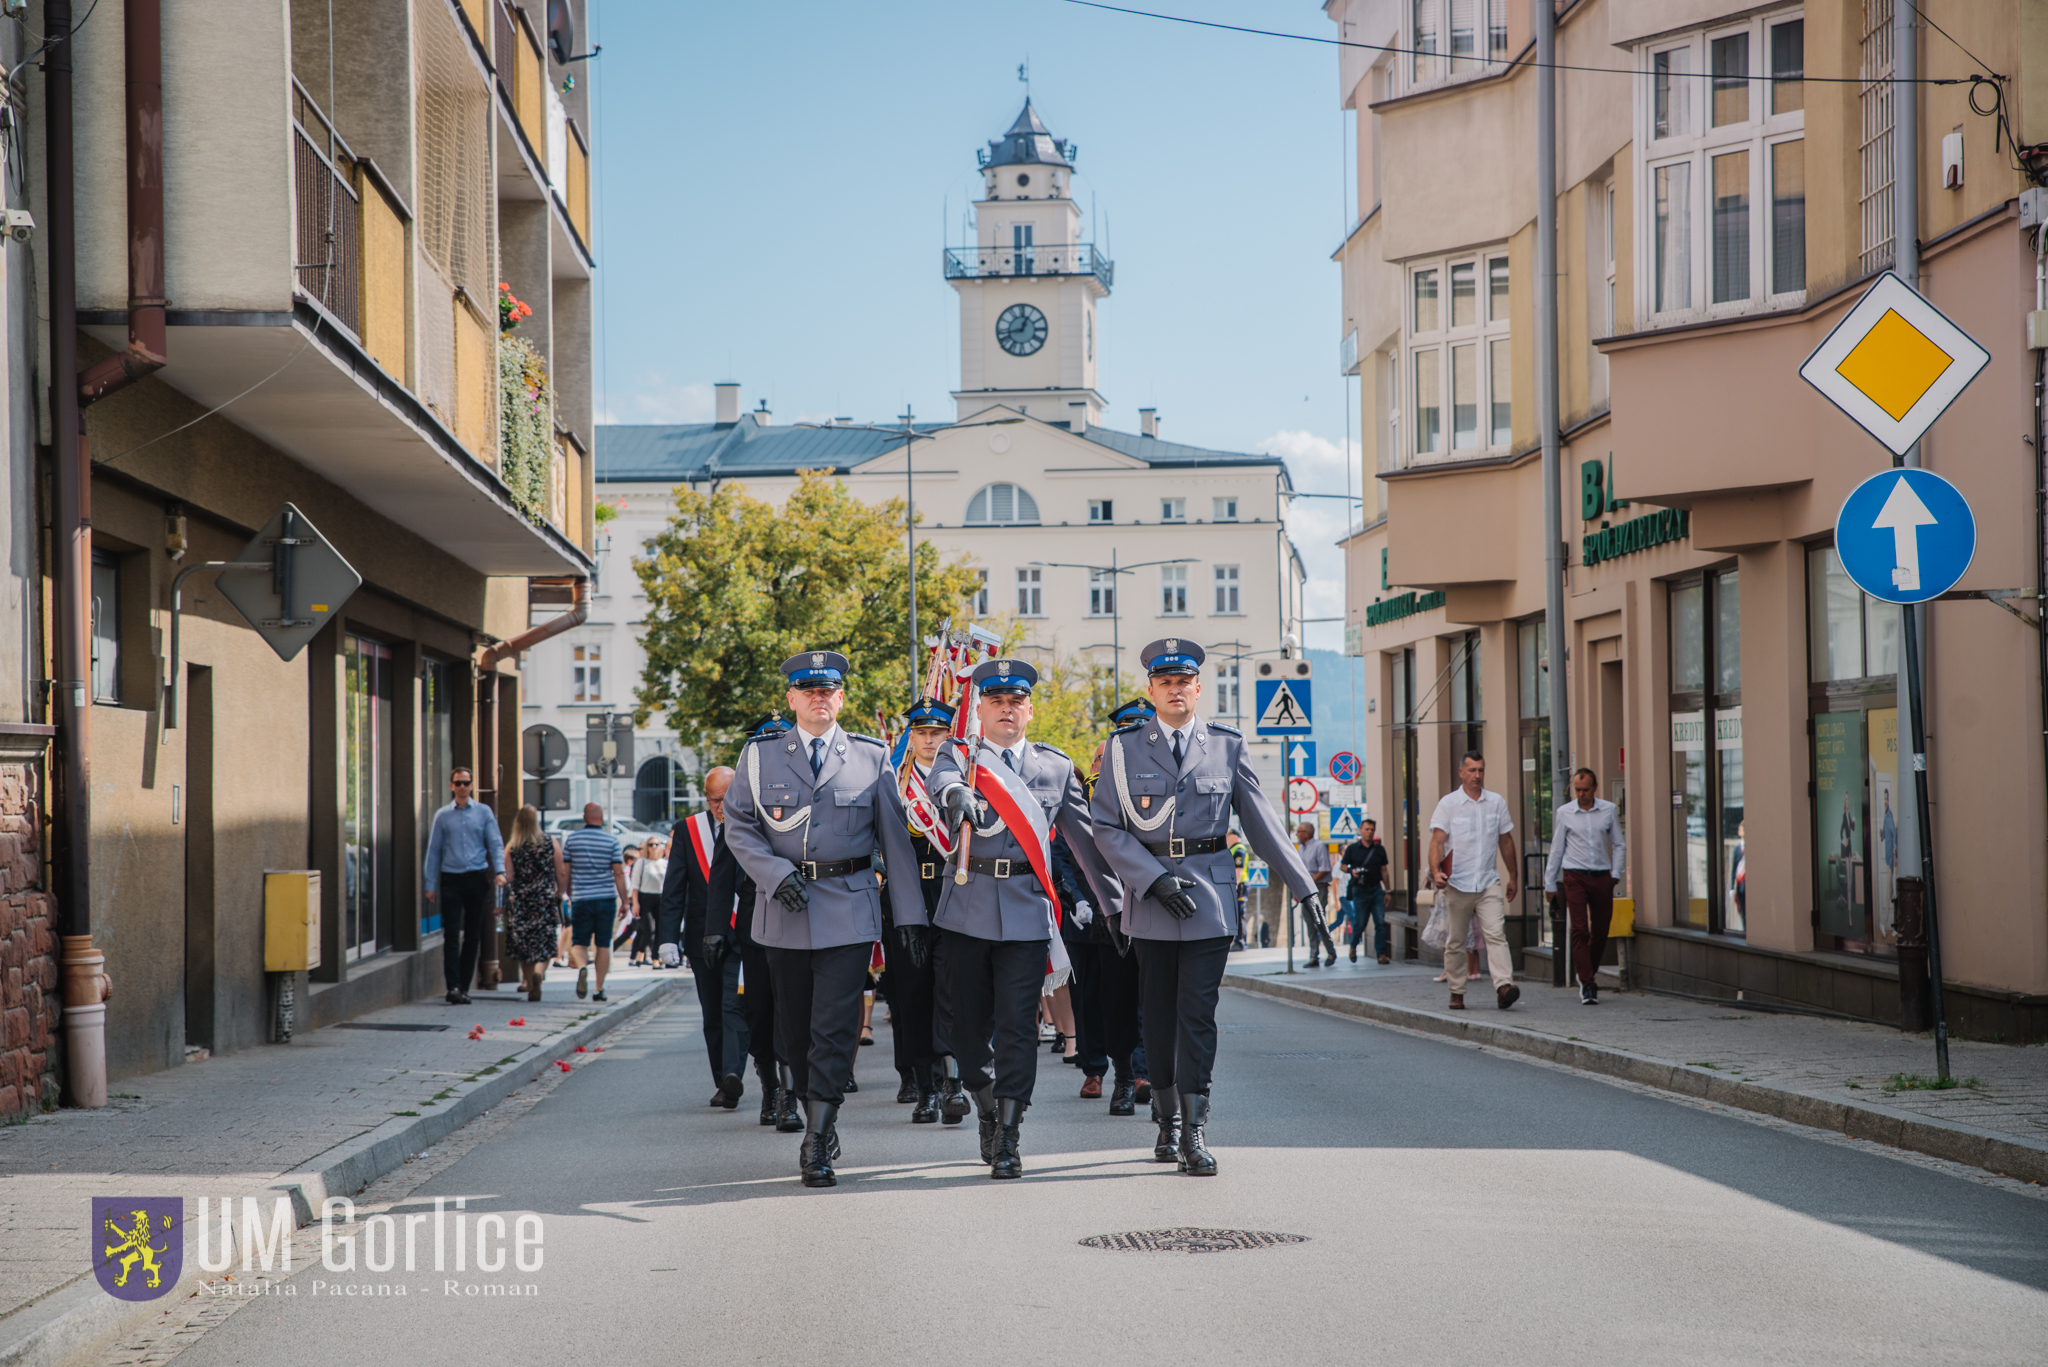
[423,767,506,1005]
[562,803,628,1002]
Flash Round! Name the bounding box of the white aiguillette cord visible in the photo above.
[746,738,812,835]
[1111,731,1175,834]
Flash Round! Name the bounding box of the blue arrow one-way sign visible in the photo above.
[1286,741,1317,779]
[1833,468,1976,605]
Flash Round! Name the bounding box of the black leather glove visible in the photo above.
[1147,872,1200,920]
[702,930,727,961]
[1297,891,1326,924]
[895,922,930,970]
[940,783,974,832]
[773,870,809,914]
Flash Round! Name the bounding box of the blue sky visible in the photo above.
[587,0,1362,646]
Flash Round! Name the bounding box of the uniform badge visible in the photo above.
[811,653,824,667]
[1165,638,1179,652]
[771,807,783,820]
[1140,796,1152,810]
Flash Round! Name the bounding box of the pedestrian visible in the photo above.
[1543,767,1626,1004]
[631,838,667,966]
[613,846,640,955]
[723,651,927,1188]
[659,768,752,1109]
[931,658,1120,1179]
[422,766,506,1006]
[1294,821,1339,966]
[1087,729,1145,1117]
[888,697,953,1124]
[561,803,627,1003]
[1340,818,1392,964]
[1427,751,1521,1011]
[1091,639,1318,1176]
[504,805,563,1002]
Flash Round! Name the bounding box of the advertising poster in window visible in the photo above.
[1868,707,1898,943]
[1812,712,1864,938]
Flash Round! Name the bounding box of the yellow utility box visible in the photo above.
[265,870,322,972]
[1608,896,1636,939]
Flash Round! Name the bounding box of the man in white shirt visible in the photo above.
[1543,767,1626,1004]
[1427,751,1520,1011]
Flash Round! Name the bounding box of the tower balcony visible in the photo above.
[944,243,1114,291]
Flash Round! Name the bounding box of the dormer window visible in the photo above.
[966,482,1041,525]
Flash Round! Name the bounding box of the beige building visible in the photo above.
[1329,0,2048,1037]
[545,102,1311,810]
[11,0,598,1107]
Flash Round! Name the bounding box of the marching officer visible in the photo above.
[885,696,955,1123]
[1090,639,1317,1176]
[1089,697,1155,1116]
[723,652,928,1188]
[930,658,1120,1179]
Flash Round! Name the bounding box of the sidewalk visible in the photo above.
[0,963,685,1367]
[1223,947,2048,1185]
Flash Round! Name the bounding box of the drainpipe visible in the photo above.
[1536,0,1570,985]
[471,578,588,987]
[78,0,167,404]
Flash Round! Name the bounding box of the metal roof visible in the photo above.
[594,414,1287,484]
[981,99,1074,170]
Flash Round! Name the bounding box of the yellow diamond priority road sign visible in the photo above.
[1799,271,1990,457]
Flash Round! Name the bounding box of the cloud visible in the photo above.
[600,376,716,425]
[1257,430,1362,652]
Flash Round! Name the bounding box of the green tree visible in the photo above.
[1012,652,1120,773]
[634,470,984,755]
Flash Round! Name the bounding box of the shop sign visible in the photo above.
[1583,507,1689,568]
[1365,589,1447,626]
[1671,708,1740,751]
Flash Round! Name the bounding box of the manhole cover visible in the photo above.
[1078,1228,1309,1254]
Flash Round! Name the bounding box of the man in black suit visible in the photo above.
[658,765,751,1110]
[707,751,799,1132]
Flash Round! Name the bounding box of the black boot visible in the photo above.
[973,1084,999,1165]
[895,1069,918,1104]
[799,1100,840,1188]
[991,1098,1026,1179]
[937,1055,970,1125]
[757,1077,778,1126]
[910,1060,939,1124]
[774,1065,805,1133]
[1150,1084,1181,1162]
[1178,1091,1217,1176]
[1108,1078,1136,1116]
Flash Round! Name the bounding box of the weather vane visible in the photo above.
[1018,57,1029,95]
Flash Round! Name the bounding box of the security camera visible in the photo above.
[3,209,32,243]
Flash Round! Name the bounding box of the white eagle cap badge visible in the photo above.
[998,660,1010,673]
[1165,638,1179,653]
[811,653,825,667]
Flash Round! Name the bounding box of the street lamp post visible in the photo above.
[1029,552,1194,700]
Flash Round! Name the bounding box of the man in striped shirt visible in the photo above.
[562,804,627,1002]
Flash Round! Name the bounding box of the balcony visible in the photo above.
[944,243,1114,290]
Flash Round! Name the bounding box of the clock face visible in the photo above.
[996,303,1048,357]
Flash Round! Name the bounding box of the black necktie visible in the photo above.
[1002,748,1017,772]
[810,737,824,777]
[1172,731,1185,768]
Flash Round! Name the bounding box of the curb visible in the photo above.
[0,975,685,1367]
[1223,971,2048,1187]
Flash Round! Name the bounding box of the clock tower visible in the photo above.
[947,101,1113,428]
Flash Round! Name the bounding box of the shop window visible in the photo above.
[1805,545,1901,955]
[1517,619,1554,944]
[1389,646,1420,919]
[1668,570,1743,936]
[1448,629,1482,761]
[419,658,455,937]
[344,635,396,961]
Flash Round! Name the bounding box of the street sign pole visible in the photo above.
[1901,607,1950,1079]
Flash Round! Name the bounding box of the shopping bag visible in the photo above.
[1420,890,1449,950]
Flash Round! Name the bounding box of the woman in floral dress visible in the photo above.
[507,805,564,1002]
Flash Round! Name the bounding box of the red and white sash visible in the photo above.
[966,742,1072,981]
[683,812,731,928]
[902,763,955,856]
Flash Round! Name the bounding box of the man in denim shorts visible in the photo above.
[561,803,627,1002]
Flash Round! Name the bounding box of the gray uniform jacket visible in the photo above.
[928,737,1122,942]
[724,726,927,950]
[1091,715,1315,941]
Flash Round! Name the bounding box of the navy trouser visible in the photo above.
[1132,935,1231,1095]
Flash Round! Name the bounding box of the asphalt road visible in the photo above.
[165,983,2048,1366]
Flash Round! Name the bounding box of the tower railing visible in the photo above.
[944,243,1114,289]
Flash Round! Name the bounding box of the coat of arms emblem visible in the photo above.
[811,653,825,667]
[1165,638,1179,653]
[93,1197,181,1301]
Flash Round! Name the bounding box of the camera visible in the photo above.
[3,209,32,244]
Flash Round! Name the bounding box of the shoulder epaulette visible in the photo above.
[742,729,787,747]
[1208,721,1242,737]
[1031,740,1072,763]
[849,732,885,748]
[1110,721,1145,737]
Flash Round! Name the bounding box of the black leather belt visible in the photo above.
[1142,835,1229,858]
[955,855,1036,879]
[920,862,938,880]
[799,855,872,879]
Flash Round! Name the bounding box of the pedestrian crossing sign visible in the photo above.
[1254,678,1313,735]
[1247,862,1269,888]
[1330,806,1363,839]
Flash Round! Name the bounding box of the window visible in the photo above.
[1603,181,1618,336]
[90,552,119,704]
[1088,498,1113,524]
[1214,661,1240,717]
[966,482,1041,525]
[1448,629,1482,761]
[1016,567,1043,616]
[1213,496,1238,522]
[1088,569,1115,617]
[1859,4,1892,273]
[1012,222,1035,274]
[573,644,603,702]
[1160,564,1188,616]
[343,635,397,960]
[1408,252,1510,460]
[972,569,989,616]
[1214,564,1240,614]
[1407,0,1509,87]
[1160,498,1185,523]
[1669,571,1743,936]
[1639,12,1805,325]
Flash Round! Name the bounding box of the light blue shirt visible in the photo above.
[423,798,505,884]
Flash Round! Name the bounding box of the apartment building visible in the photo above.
[1330,0,2047,1036]
[13,0,597,1104]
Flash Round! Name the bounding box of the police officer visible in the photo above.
[885,696,954,1123]
[930,659,1120,1179]
[1090,639,1317,1176]
[1091,697,1154,1116]
[723,652,928,1188]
